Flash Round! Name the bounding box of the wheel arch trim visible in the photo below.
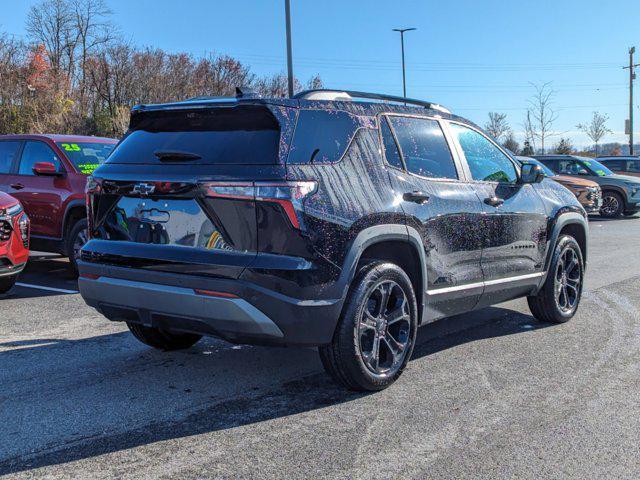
[538,211,588,290]
[337,224,427,321]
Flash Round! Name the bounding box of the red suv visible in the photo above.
[0,192,29,293]
[0,135,117,272]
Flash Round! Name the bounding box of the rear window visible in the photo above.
[56,142,115,174]
[108,106,280,165]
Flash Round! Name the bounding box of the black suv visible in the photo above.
[78,89,588,391]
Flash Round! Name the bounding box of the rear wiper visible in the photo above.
[154,150,202,161]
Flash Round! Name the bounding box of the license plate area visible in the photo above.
[100,197,230,250]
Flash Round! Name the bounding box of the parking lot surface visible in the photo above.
[1,216,639,479]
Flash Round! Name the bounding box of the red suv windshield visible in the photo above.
[56,142,116,174]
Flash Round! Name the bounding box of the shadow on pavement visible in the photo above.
[0,305,552,475]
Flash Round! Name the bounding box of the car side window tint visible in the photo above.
[19,141,61,176]
[287,109,359,164]
[450,123,517,183]
[557,160,588,176]
[388,116,458,179]
[0,141,22,174]
[605,159,623,170]
[380,116,403,169]
[627,160,640,173]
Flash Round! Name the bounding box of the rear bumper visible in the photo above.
[77,261,344,346]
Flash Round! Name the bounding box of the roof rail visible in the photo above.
[293,89,451,114]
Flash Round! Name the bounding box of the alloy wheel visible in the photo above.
[601,195,620,216]
[555,247,582,313]
[73,228,88,261]
[358,280,411,376]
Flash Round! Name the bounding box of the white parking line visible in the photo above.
[15,283,79,294]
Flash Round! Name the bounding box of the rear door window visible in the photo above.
[0,141,21,174]
[18,141,62,175]
[450,123,517,183]
[108,105,280,165]
[388,116,458,179]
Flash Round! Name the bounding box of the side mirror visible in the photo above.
[520,163,545,184]
[32,162,61,177]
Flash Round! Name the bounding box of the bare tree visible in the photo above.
[26,0,77,85]
[522,110,538,153]
[502,132,520,155]
[485,112,510,141]
[576,111,612,155]
[528,82,558,154]
[73,0,114,114]
[306,74,323,90]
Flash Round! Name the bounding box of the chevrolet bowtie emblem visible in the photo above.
[132,183,156,196]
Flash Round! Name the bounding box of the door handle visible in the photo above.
[10,183,24,190]
[484,196,504,207]
[403,191,430,204]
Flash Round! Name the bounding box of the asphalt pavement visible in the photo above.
[1,216,639,479]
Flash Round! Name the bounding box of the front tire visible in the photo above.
[600,191,624,218]
[0,275,17,294]
[66,219,88,275]
[527,235,584,324]
[127,322,202,351]
[319,262,418,391]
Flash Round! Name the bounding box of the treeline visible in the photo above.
[0,0,322,138]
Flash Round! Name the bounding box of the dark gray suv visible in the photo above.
[78,89,589,391]
[534,155,640,217]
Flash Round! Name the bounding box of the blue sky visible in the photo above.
[3,0,640,147]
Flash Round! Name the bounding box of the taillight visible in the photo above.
[204,181,317,230]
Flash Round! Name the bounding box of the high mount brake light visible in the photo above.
[204,181,317,229]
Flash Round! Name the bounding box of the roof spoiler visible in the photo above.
[294,89,451,114]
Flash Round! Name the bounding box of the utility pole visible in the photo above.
[392,28,416,99]
[623,47,639,155]
[284,0,294,98]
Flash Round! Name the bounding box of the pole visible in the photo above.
[285,0,294,98]
[393,28,416,99]
[624,47,639,155]
[400,32,406,98]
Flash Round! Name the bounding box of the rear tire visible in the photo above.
[600,191,624,218]
[127,322,202,351]
[527,235,584,324]
[66,218,88,275]
[319,261,418,391]
[0,275,17,294]
[623,211,638,217]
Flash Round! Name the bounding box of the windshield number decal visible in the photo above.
[61,143,81,152]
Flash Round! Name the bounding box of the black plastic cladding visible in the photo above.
[80,96,587,346]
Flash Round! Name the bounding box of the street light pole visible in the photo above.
[393,28,416,99]
[285,0,294,98]
[623,47,639,155]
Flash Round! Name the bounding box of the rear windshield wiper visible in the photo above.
[154,150,202,161]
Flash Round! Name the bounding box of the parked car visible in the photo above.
[533,154,640,218]
[517,156,601,214]
[596,156,640,178]
[0,134,117,272]
[78,89,588,391]
[0,192,29,293]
